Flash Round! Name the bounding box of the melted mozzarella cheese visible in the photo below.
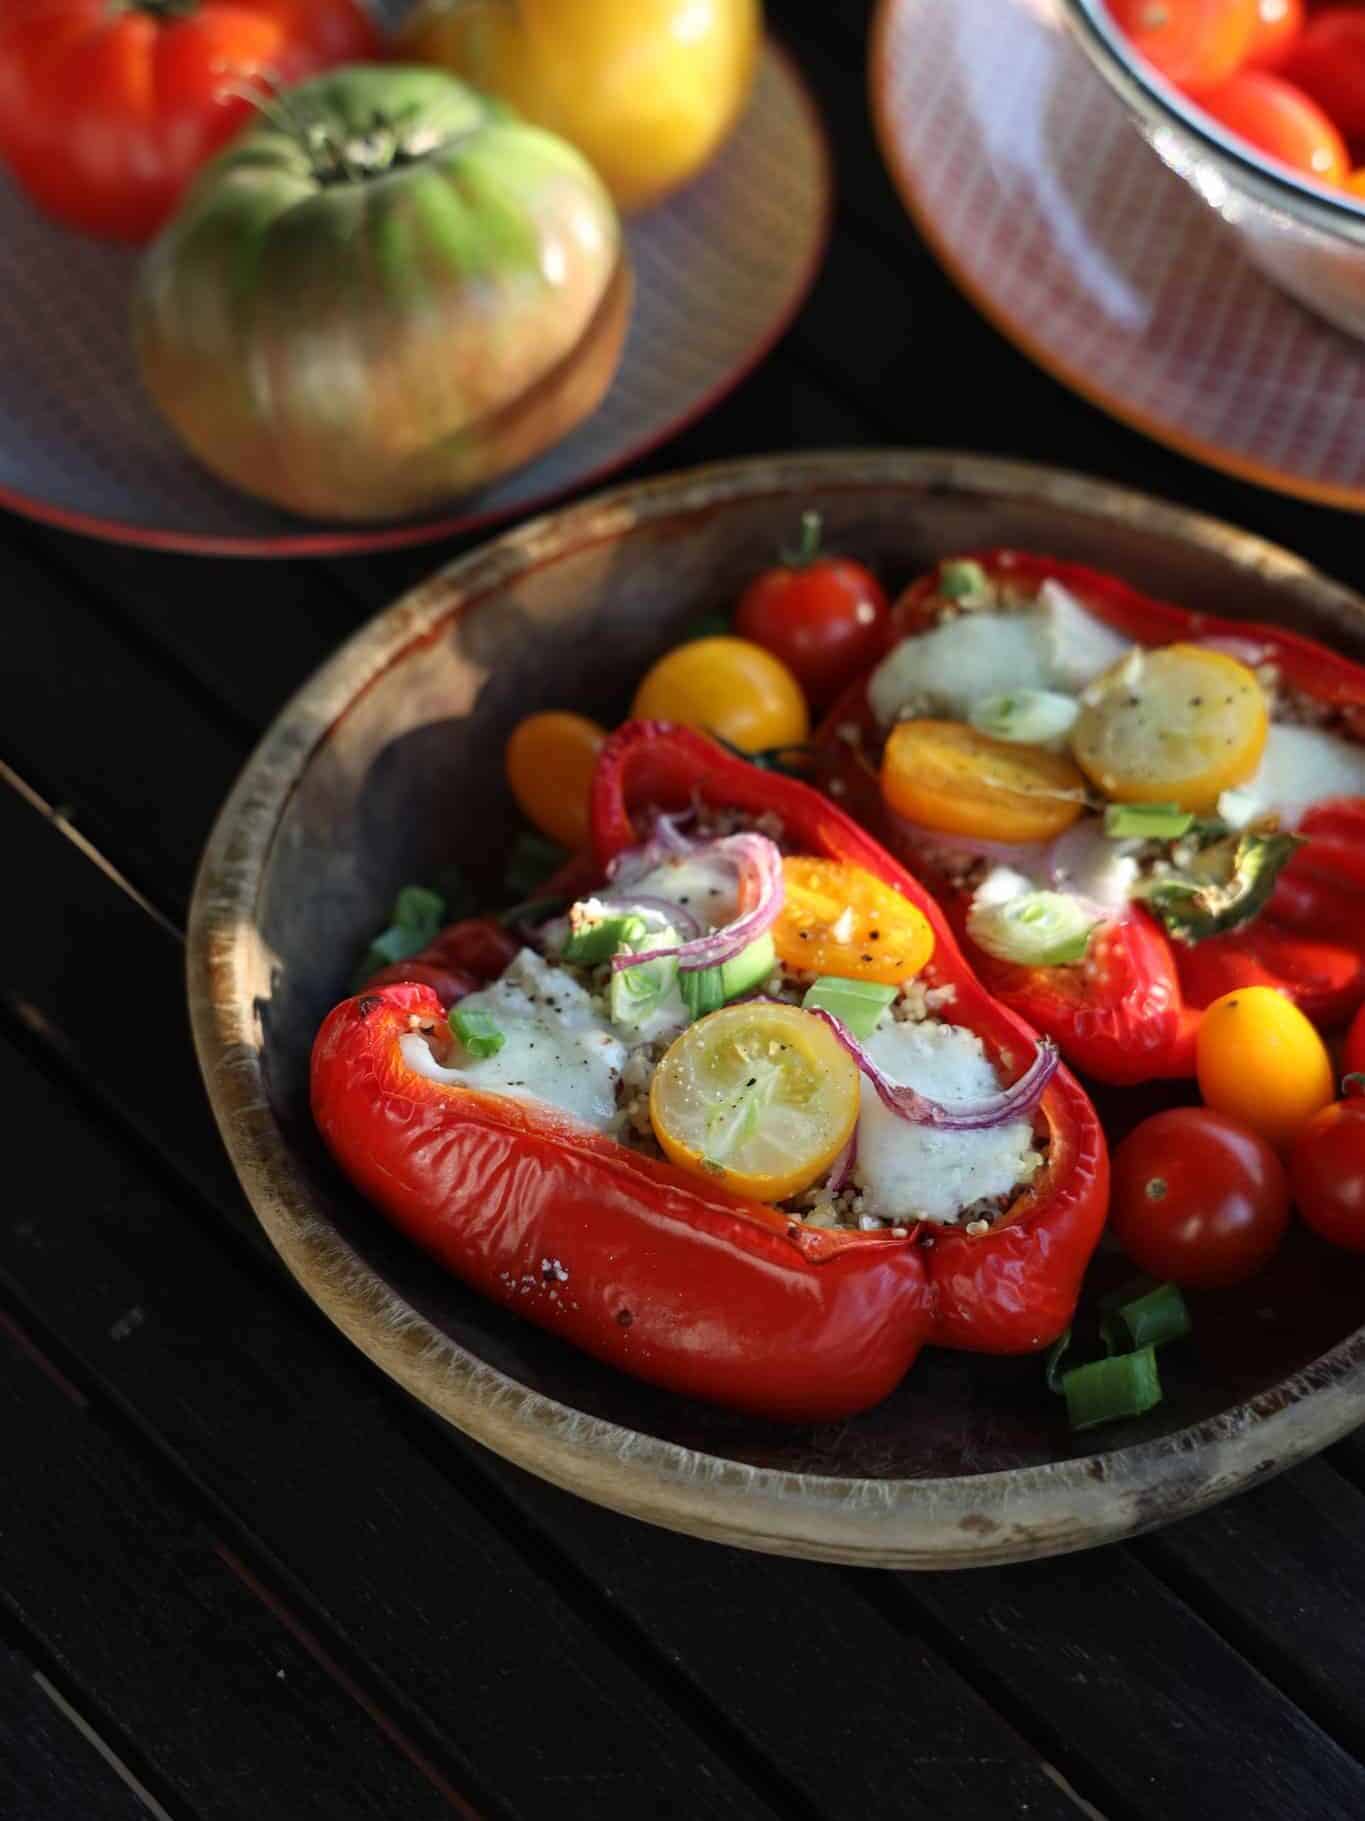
[854,1022,1039,1224]
[1219,723,1365,831]
[632,850,740,928]
[400,949,625,1131]
[866,581,1133,727]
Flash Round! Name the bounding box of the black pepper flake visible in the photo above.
[615,1307,634,1328]
[1189,696,1203,707]
[869,931,881,941]
[860,953,873,963]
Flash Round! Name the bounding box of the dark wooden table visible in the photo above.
[7,6,1365,1818]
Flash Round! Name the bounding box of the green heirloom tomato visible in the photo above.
[133,65,630,521]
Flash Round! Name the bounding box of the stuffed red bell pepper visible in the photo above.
[817,551,1365,1085]
[312,720,1108,1419]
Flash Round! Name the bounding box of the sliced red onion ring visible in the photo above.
[825,1134,855,1194]
[607,810,698,884]
[807,1009,1060,1131]
[611,832,785,974]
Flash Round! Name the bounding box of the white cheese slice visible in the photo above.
[854,1021,1039,1224]
[400,948,625,1132]
[866,582,1134,728]
[1219,723,1365,831]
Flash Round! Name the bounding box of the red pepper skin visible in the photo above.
[362,917,520,1009]
[820,552,1365,1080]
[313,982,935,1421]
[592,720,1110,1356]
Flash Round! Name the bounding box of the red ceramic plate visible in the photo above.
[0,37,830,557]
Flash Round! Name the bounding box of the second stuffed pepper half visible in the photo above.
[312,720,1108,1421]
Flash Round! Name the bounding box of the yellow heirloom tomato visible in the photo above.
[773,858,934,986]
[649,1002,860,1202]
[399,0,762,211]
[1196,986,1335,1147]
[632,636,808,754]
[882,720,1088,845]
[505,711,606,850]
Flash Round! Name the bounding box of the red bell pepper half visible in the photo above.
[311,720,1108,1420]
[818,551,1365,1084]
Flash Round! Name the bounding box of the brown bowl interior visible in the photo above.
[192,452,1365,1564]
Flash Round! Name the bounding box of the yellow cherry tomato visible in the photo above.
[881,719,1088,844]
[1196,986,1335,1147]
[505,710,606,850]
[1072,644,1268,813]
[399,0,762,212]
[631,636,808,754]
[772,857,934,985]
[649,1001,860,1202]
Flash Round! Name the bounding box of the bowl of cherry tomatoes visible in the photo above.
[1062,0,1365,337]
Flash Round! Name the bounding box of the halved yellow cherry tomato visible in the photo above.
[772,857,935,985]
[881,720,1087,844]
[649,1002,861,1203]
[1072,644,1268,813]
[631,636,809,754]
[505,711,606,850]
[1196,986,1335,1147]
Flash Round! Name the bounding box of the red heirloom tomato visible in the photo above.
[1110,0,1259,92]
[1110,1107,1291,1287]
[1246,0,1305,68]
[1345,1001,1365,1077]
[735,513,890,711]
[1290,1087,1365,1253]
[1199,69,1350,185]
[1280,6,1365,140]
[0,0,378,242]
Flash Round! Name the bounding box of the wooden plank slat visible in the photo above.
[0,1315,483,1821]
[0,1634,164,1821]
[0,1002,1095,1821]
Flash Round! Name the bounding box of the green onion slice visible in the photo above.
[1061,1347,1163,1431]
[1101,1281,1191,1356]
[802,976,898,1039]
[967,891,1098,968]
[680,965,727,1020]
[610,926,680,1031]
[355,883,447,984]
[969,689,1080,747]
[1103,802,1195,840]
[938,558,990,602]
[449,1007,505,1059]
[562,912,647,965]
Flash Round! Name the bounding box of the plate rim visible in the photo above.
[0,39,832,561]
[187,447,1365,1567]
[868,0,1365,515]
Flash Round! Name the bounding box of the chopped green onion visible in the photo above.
[1101,1281,1191,1356]
[562,912,647,965]
[1103,802,1195,840]
[680,933,777,1021]
[938,558,989,602]
[967,891,1098,967]
[449,1007,505,1059]
[685,611,732,641]
[802,976,898,1039]
[1044,1327,1073,1395]
[504,831,567,900]
[969,689,1080,746]
[1061,1347,1162,1431]
[355,882,447,984]
[610,944,679,1031]
[680,965,727,1020]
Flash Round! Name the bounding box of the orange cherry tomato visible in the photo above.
[1110,0,1259,94]
[881,720,1087,845]
[1198,69,1350,186]
[1280,6,1365,140]
[772,857,935,986]
[1245,0,1305,68]
[505,711,607,850]
[1196,985,1336,1147]
[631,637,809,754]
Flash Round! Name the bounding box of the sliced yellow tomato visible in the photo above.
[649,1002,860,1202]
[772,857,934,985]
[1072,644,1268,813]
[1196,986,1335,1147]
[631,636,808,754]
[881,719,1088,844]
[505,711,607,850]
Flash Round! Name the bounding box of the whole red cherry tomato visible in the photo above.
[1246,0,1306,68]
[1345,1001,1365,1076]
[734,512,890,711]
[1110,0,1259,93]
[1290,1085,1365,1253]
[1110,1107,1291,1287]
[0,0,378,243]
[1198,68,1350,186]
[1280,6,1365,140]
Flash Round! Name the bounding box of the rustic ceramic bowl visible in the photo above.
[189,450,1365,1567]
